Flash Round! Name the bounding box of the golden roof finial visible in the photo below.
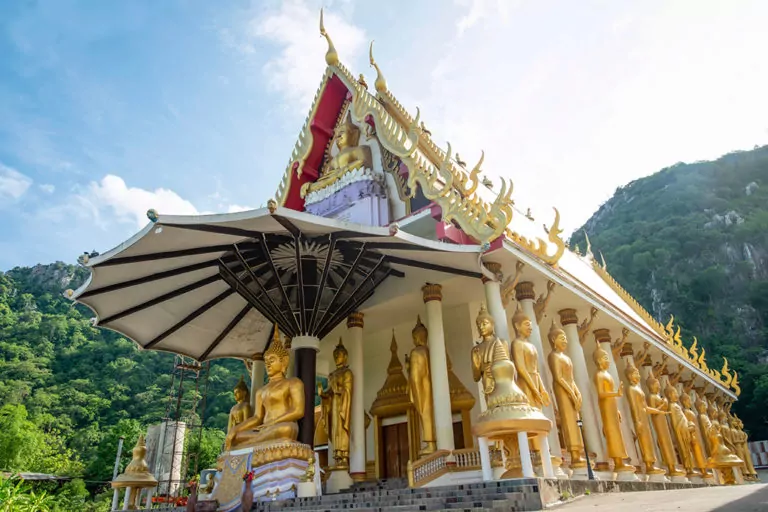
[369,40,387,93]
[319,8,339,66]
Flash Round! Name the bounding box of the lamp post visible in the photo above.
[576,418,595,480]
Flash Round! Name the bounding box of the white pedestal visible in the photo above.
[595,471,613,481]
[326,469,354,494]
[704,475,716,485]
[670,475,690,483]
[615,468,640,482]
[688,475,704,485]
[570,466,593,481]
[647,472,669,483]
[297,481,316,498]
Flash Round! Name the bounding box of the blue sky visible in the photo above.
[1,0,767,270]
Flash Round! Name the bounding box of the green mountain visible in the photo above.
[571,145,768,440]
[0,263,241,491]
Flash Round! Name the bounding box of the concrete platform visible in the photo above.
[558,483,768,511]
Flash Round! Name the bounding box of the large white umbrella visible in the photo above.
[70,206,484,361]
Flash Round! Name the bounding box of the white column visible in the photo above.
[122,487,131,511]
[594,329,640,468]
[558,309,606,466]
[422,283,455,454]
[111,488,120,511]
[346,312,367,481]
[518,432,536,478]
[516,283,562,470]
[540,436,556,478]
[250,353,265,412]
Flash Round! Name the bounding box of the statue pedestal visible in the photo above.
[615,467,640,482]
[326,468,354,494]
[688,475,704,485]
[669,474,689,484]
[646,472,669,483]
[211,441,313,512]
[569,466,594,481]
[296,481,317,498]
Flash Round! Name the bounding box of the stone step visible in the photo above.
[255,492,525,511]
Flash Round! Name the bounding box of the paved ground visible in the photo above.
[557,483,768,511]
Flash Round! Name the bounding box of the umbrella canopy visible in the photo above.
[71,207,484,361]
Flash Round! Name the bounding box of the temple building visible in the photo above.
[70,11,755,511]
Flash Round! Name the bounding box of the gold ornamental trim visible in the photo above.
[514,281,535,301]
[557,308,578,326]
[422,283,443,303]
[347,312,364,329]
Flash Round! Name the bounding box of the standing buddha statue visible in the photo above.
[624,360,666,476]
[511,305,550,410]
[695,397,713,455]
[593,346,633,473]
[227,375,253,437]
[408,315,437,456]
[703,399,742,484]
[226,328,305,451]
[546,322,584,468]
[731,416,757,481]
[680,393,711,478]
[646,375,684,477]
[665,385,696,477]
[318,338,354,467]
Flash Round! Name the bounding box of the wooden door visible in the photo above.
[382,423,409,478]
[452,421,466,450]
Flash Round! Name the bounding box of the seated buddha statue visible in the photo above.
[302,112,372,197]
[471,304,530,412]
[227,375,253,436]
[225,329,305,451]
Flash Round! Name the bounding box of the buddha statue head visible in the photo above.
[695,397,708,415]
[335,112,360,150]
[646,375,661,394]
[664,385,680,403]
[333,338,348,367]
[680,392,693,409]
[547,321,567,352]
[234,375,249,403]
[624,359,641,385]
[512,305,532,338]
[412,315,428,346]
[593,346,610,371]
[476,303,495,338]
[264,327,291,379]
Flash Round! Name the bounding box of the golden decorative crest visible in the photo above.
[506,208,566,266]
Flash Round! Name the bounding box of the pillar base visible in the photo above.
[570,466,596,481]
[552,457,569,480]
[326,468,354,494]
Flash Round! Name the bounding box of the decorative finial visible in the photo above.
[583,230,594,260]
[267,198,277,214]
[147,209,159,223]
[369,41,387,93]
[599,251,607,270]
[319,8,339,66]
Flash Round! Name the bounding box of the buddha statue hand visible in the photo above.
[617,382,624,397]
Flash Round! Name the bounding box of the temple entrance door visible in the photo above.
[382,422,409,478]
[452,421,466,450]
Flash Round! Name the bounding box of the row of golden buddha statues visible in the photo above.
[225,295,756,486]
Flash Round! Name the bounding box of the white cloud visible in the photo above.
[455,0,514,35]
[39,184,55,194]
[0,164,33,201]
[77,174,200,229]
[250,0,366,111]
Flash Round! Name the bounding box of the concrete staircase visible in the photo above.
[252,478,543,512]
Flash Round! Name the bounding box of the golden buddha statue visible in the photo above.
[593,347,633,472]
[225,329,305,451]
[646,376,683,476]
[702,401,742,484]
[680,393,711,478]
[318,338,354,467]
[731,416,757,480]
[302,112,372,196]
[624,361,666,475]
[471,304,549,478]
[695,397,713,455]
[227,376,253,436]
[511,306,550,410]
[665,385,696,476]
[546,322,584,467]
[408,315,437,456]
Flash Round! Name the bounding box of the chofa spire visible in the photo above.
[319,8,339,66]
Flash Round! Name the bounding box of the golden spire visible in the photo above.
[319,8,339,66]
[369,40,387,93]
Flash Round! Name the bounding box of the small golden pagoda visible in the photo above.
[111,435,158,510]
